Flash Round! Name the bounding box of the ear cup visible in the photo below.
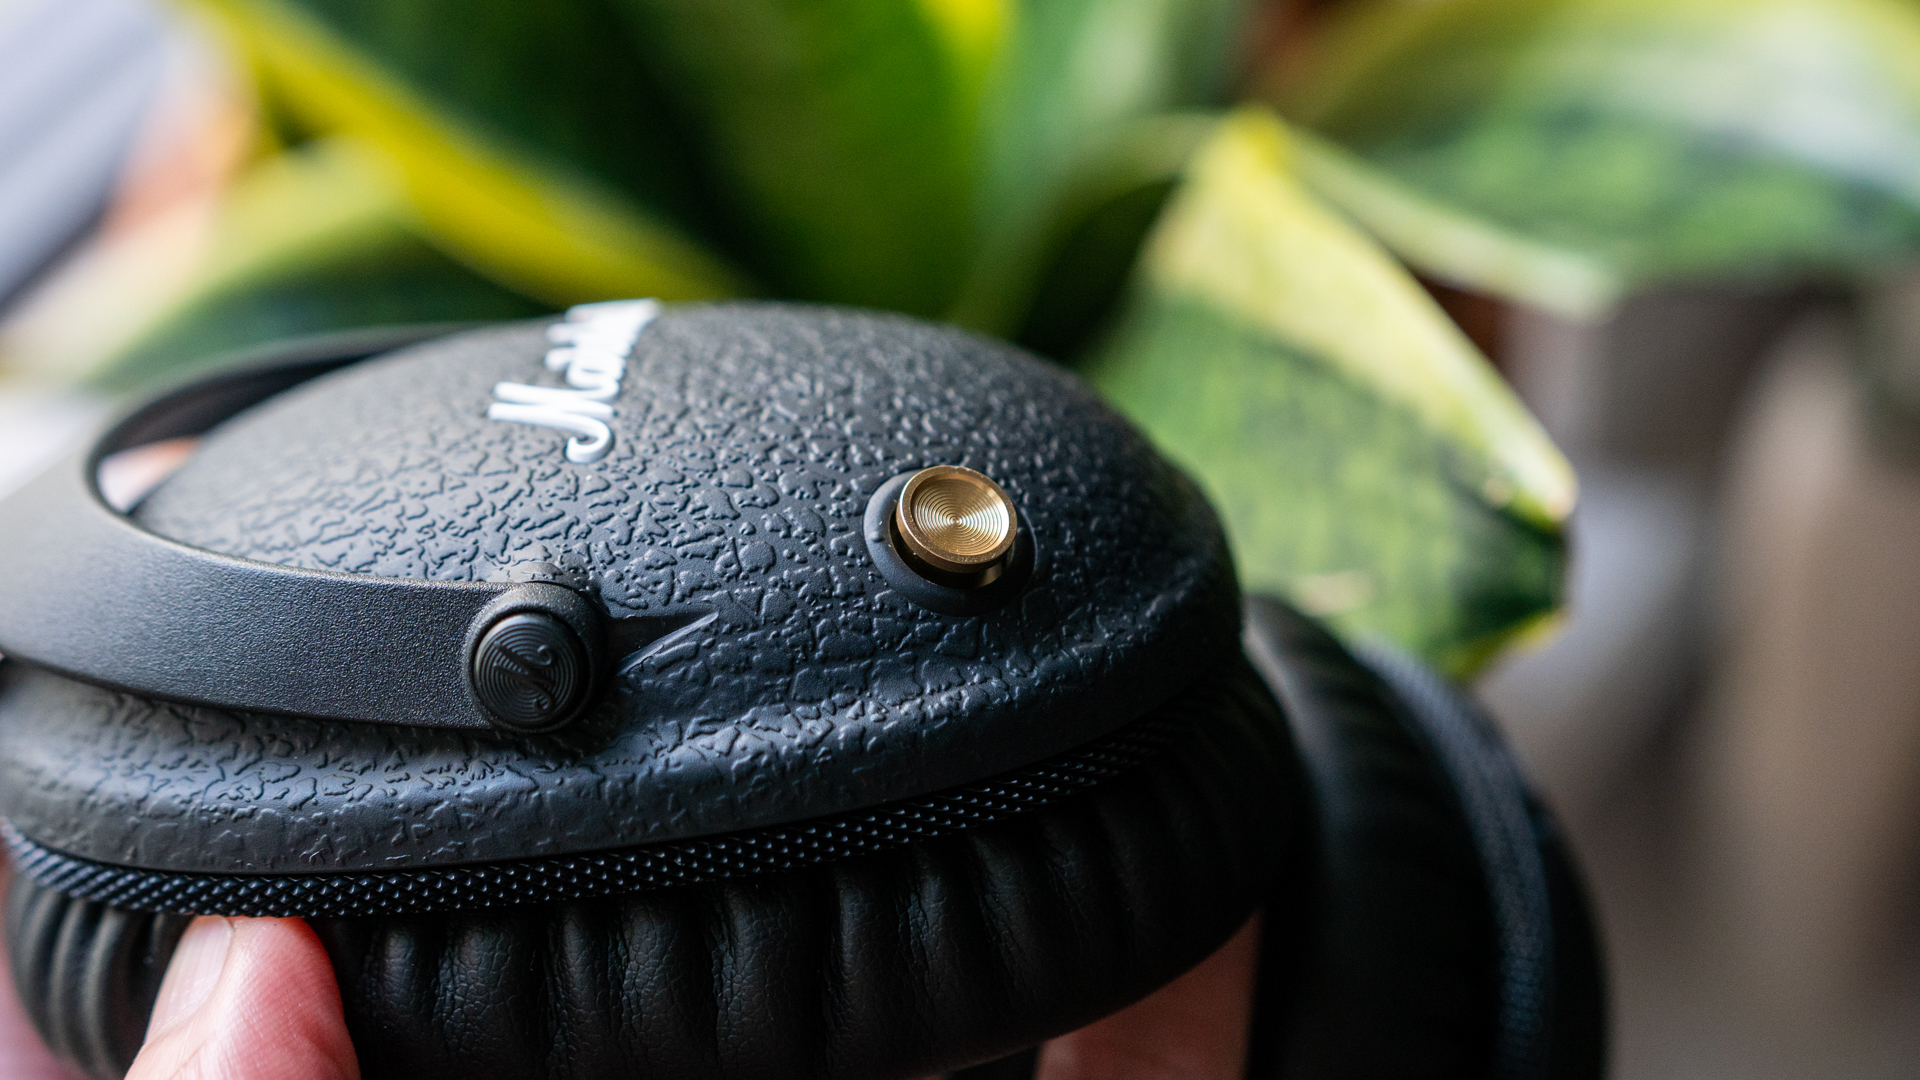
[5,657,1311,1080]
[1241,597,1605,1080]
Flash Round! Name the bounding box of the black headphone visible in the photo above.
[0,304,1604,1080]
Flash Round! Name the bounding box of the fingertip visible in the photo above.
[226,918,357,1072]
[147,917,233,1038]
[1035,913,1264,1080]
[129,916,358,1080]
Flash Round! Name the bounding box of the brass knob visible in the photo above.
[892,466,1018,587]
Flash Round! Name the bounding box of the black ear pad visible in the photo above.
[1353,644,1607,1080]
[1241,597,1606,1080]
[4,881,191,1080]
[5,657,1310,1080]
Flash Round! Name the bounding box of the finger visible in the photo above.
[127,916,359,1080]
[0,862,89,1080]
[1035,913,1263,1080]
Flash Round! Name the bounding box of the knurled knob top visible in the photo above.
[469,610,590,732]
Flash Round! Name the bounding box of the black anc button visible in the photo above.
[469,611,589,732]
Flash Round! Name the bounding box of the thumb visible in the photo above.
[128,917,359,1080]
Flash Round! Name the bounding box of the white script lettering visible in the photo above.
[487,299,657,463]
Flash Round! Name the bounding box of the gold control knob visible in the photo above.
[892,465,1018,588]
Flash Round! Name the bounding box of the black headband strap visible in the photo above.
[0,326,640,734]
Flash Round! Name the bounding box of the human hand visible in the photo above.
[1029,914,1262,1080]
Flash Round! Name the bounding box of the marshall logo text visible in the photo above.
[487,298,657,463]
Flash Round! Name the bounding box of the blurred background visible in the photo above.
[7,0,1920,1076]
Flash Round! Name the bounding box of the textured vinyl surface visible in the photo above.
[4,687,1189,917]
[0,304,1239,875]
[8,656,1305,1080]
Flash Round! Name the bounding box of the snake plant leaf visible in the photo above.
[1277,0,1920,299]
[949,0,1247,333]
[250,0,708,228]
[1003,112,1215,357]
[186,0,747,305]
[609,0,995,315]
[85,138,544,392]
[1084,110,1573,676]
[1287,127,1625,320]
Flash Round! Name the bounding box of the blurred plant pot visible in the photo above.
[1481,285,1812,811]
[1855,262,1920,457]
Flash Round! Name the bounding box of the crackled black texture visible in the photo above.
[9,657,1304,1080]
[0,304,1238,875]
[2,688,1189,917]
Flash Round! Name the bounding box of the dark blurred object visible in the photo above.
[1857,266,1920,456]
[0,0,170,306]
[1696,318,1920,1040]
[1480,285,1813,811]
[1423,278,1510,374]
[1508,287,1814,470]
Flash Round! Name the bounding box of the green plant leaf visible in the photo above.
[949,0,1247,333]
[187,0,749,304]
[1000,112,1216,357]
[1084,110,1573,675]
[257,0,710,229]
[1288,126,1625,319]
[1277,0,1920,297]
[62,139,544,390]
[184,0,1255,340]
[100,242,548,393]
[608,0,995,315]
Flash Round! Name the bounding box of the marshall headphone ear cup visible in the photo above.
[310,661,1304,1080]
[1,602,1610,1080]
[1240,597,1607,1080]
[4,877,192,1080]
[0,303,1311,1080]
[1352,641,1608,1080]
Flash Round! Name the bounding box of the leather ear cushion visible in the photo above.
[6,658,1311,1080]
[310,660,1307,1080]
[1240,597,1606,1080]
[3,879,191,1080]
[1355,642,1607,1080]
[1240,596,1503,1078]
